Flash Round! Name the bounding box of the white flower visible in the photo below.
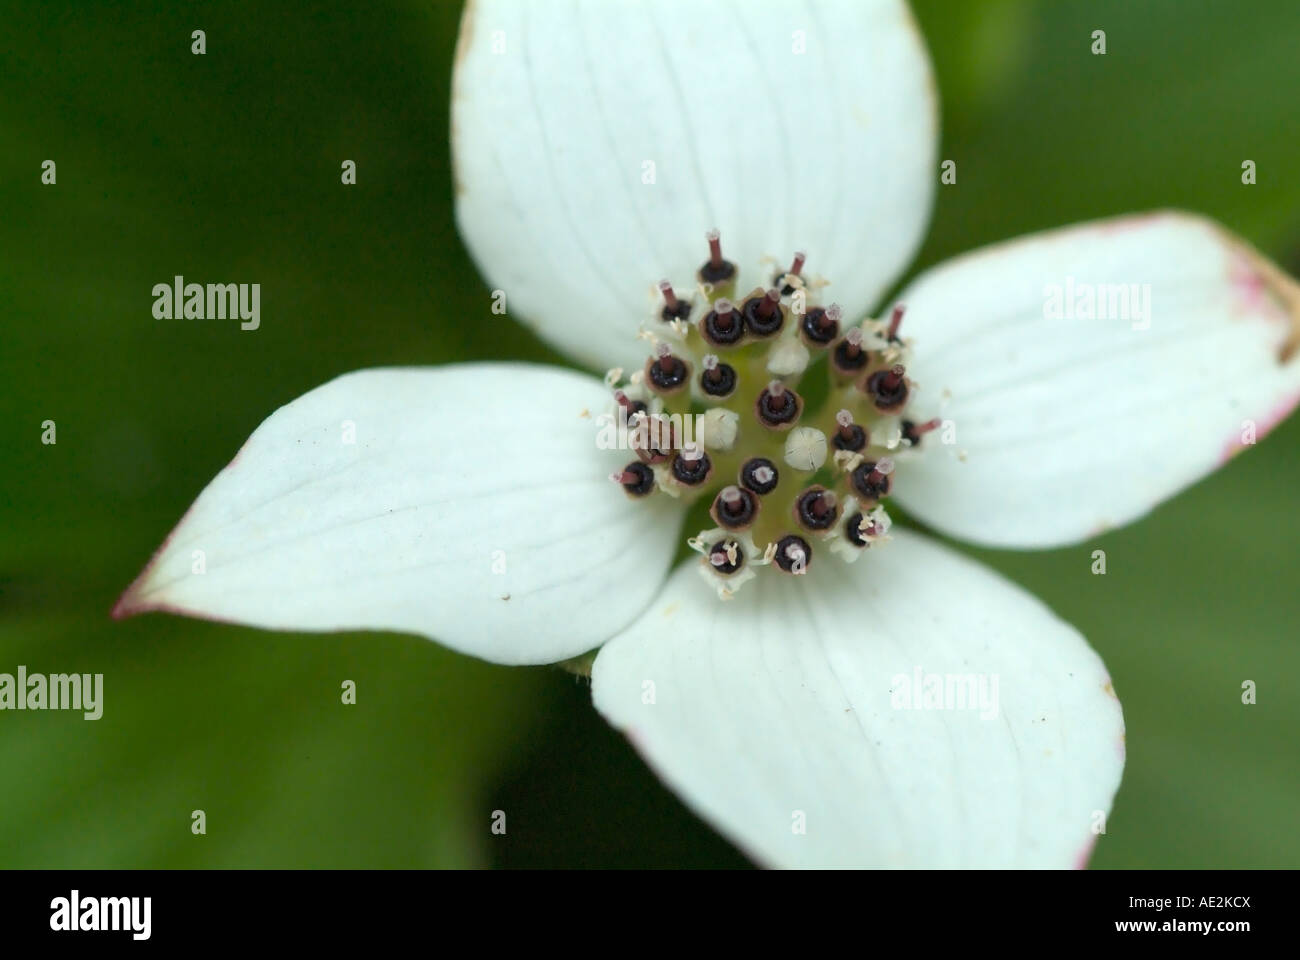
[114,0,1300,868]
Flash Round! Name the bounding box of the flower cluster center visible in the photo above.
[606,232,936,599]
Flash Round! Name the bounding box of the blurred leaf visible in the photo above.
[0,597,550,867]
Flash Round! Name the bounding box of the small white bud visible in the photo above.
[699,408,739,451]
[766,337,810,377]
[783,426,828,472]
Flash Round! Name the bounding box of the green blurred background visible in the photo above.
[1,0,1297,868]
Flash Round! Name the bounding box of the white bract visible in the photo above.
[116,0,1300,867]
